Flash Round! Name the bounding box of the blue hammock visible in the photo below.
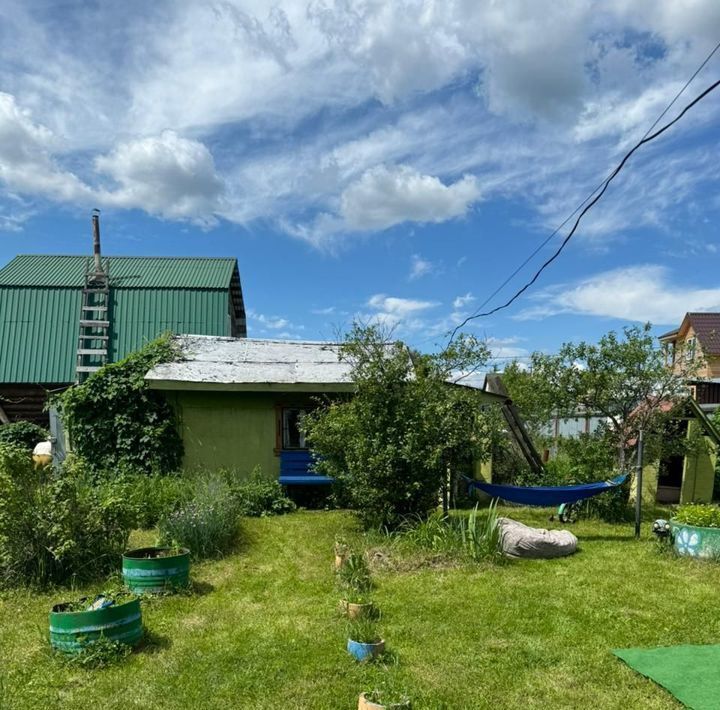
[463,473,628,507]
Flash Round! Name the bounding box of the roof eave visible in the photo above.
[146,379,356,393]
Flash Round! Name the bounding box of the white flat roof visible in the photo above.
[145,335,355,392]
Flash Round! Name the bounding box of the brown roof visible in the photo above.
[657,327,679,341]
[687,313,720,356]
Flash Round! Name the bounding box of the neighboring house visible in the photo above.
[633,314,720,504]
[146,335,507,482]
[659,312,720,410]
[635,398,720,505]
[0,255,246,424]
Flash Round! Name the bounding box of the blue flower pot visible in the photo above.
[347,637,385,662]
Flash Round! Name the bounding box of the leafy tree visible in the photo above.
[523,324,697,471]
[56,335,183,474]
[0,421,49,451]
[302,323,495,529]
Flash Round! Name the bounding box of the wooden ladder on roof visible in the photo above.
[75,212,112,383]
[75,263,111,384]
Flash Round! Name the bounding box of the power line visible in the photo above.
[449,40,720,342]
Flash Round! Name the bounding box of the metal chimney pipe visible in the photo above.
[92,209,102,273]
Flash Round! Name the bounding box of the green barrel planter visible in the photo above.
[123,547,191,594]
[670,520,720,559]
[49,598,143,653]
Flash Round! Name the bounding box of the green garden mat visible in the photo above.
[614,644,720,709]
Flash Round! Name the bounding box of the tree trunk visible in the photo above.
[618,442,626,472]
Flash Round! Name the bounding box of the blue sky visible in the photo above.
[1,1,720,368]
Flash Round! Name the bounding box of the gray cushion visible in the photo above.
[498,517,578,559]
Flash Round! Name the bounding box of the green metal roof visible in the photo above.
[0,254,245,383]
[0,255,237,289]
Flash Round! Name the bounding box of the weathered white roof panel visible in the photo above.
[145,335,353,389]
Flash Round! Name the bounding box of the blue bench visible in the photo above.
[278,450,334,485]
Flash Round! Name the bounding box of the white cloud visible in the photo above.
[0,1,720,244]
[0,92,91,202]
[515,265,720,325]
[365,293,440,330]
[247,308,293,330]
[0,95,225,224]
[409,254,435,280]
[453,292,476,309]
[95,131,225,223]
[340,165,480,232]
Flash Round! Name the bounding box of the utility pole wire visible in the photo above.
[449,40,720,344]
[449,74,720,342]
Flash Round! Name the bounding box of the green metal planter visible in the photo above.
[123,547,191,594]
[670,520,720,559]
[49,598,143,653]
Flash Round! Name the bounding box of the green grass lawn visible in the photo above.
[1,508,719,709]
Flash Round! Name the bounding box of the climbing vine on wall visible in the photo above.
[56,334,183,474]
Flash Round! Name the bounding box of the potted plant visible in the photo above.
[337,551,375,618]
[347,619,384,662]
[671,504,720,559]
[49,591,143,653]
[334,538,351,571]
[122,545,191,594]
[358,690,411,709]
[340,588,375,620]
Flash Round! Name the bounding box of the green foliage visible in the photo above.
[336,551,373,601]
[347,617,381,644]
[394,506,502,562]
[121,472,194,529]
[56,335,182,474]
[457,501,501,561]
[231,467,297,517]
[0,421,49,451]
[0,449,134,588]
[501,361,558,441]
[157,473,240,558]
[364,686,411,709]
[303,323,494,530]
[59,633,132,669]
[674,504,720,528]
[517,324,695,470]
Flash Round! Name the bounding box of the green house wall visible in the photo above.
[163,387,506,479]
[169,391,292,478]
[631,420,718,504]
[680,420,717,503]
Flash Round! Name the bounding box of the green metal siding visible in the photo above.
[109,289,230,363]
[0,287,81,382]
[0,255,236,289]
[0,287,231,383]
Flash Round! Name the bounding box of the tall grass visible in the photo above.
[390,501,502,562]
[457,500,501,561]
[157,474,241,559]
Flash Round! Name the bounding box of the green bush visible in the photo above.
[231,468,296,517]
[158,474,240,558]
[122,472,193,529]
[56,335,182,474]
[674,504,720,528]
[304,324,494,530]
[0,421,49,451]
[0,448,135,588]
